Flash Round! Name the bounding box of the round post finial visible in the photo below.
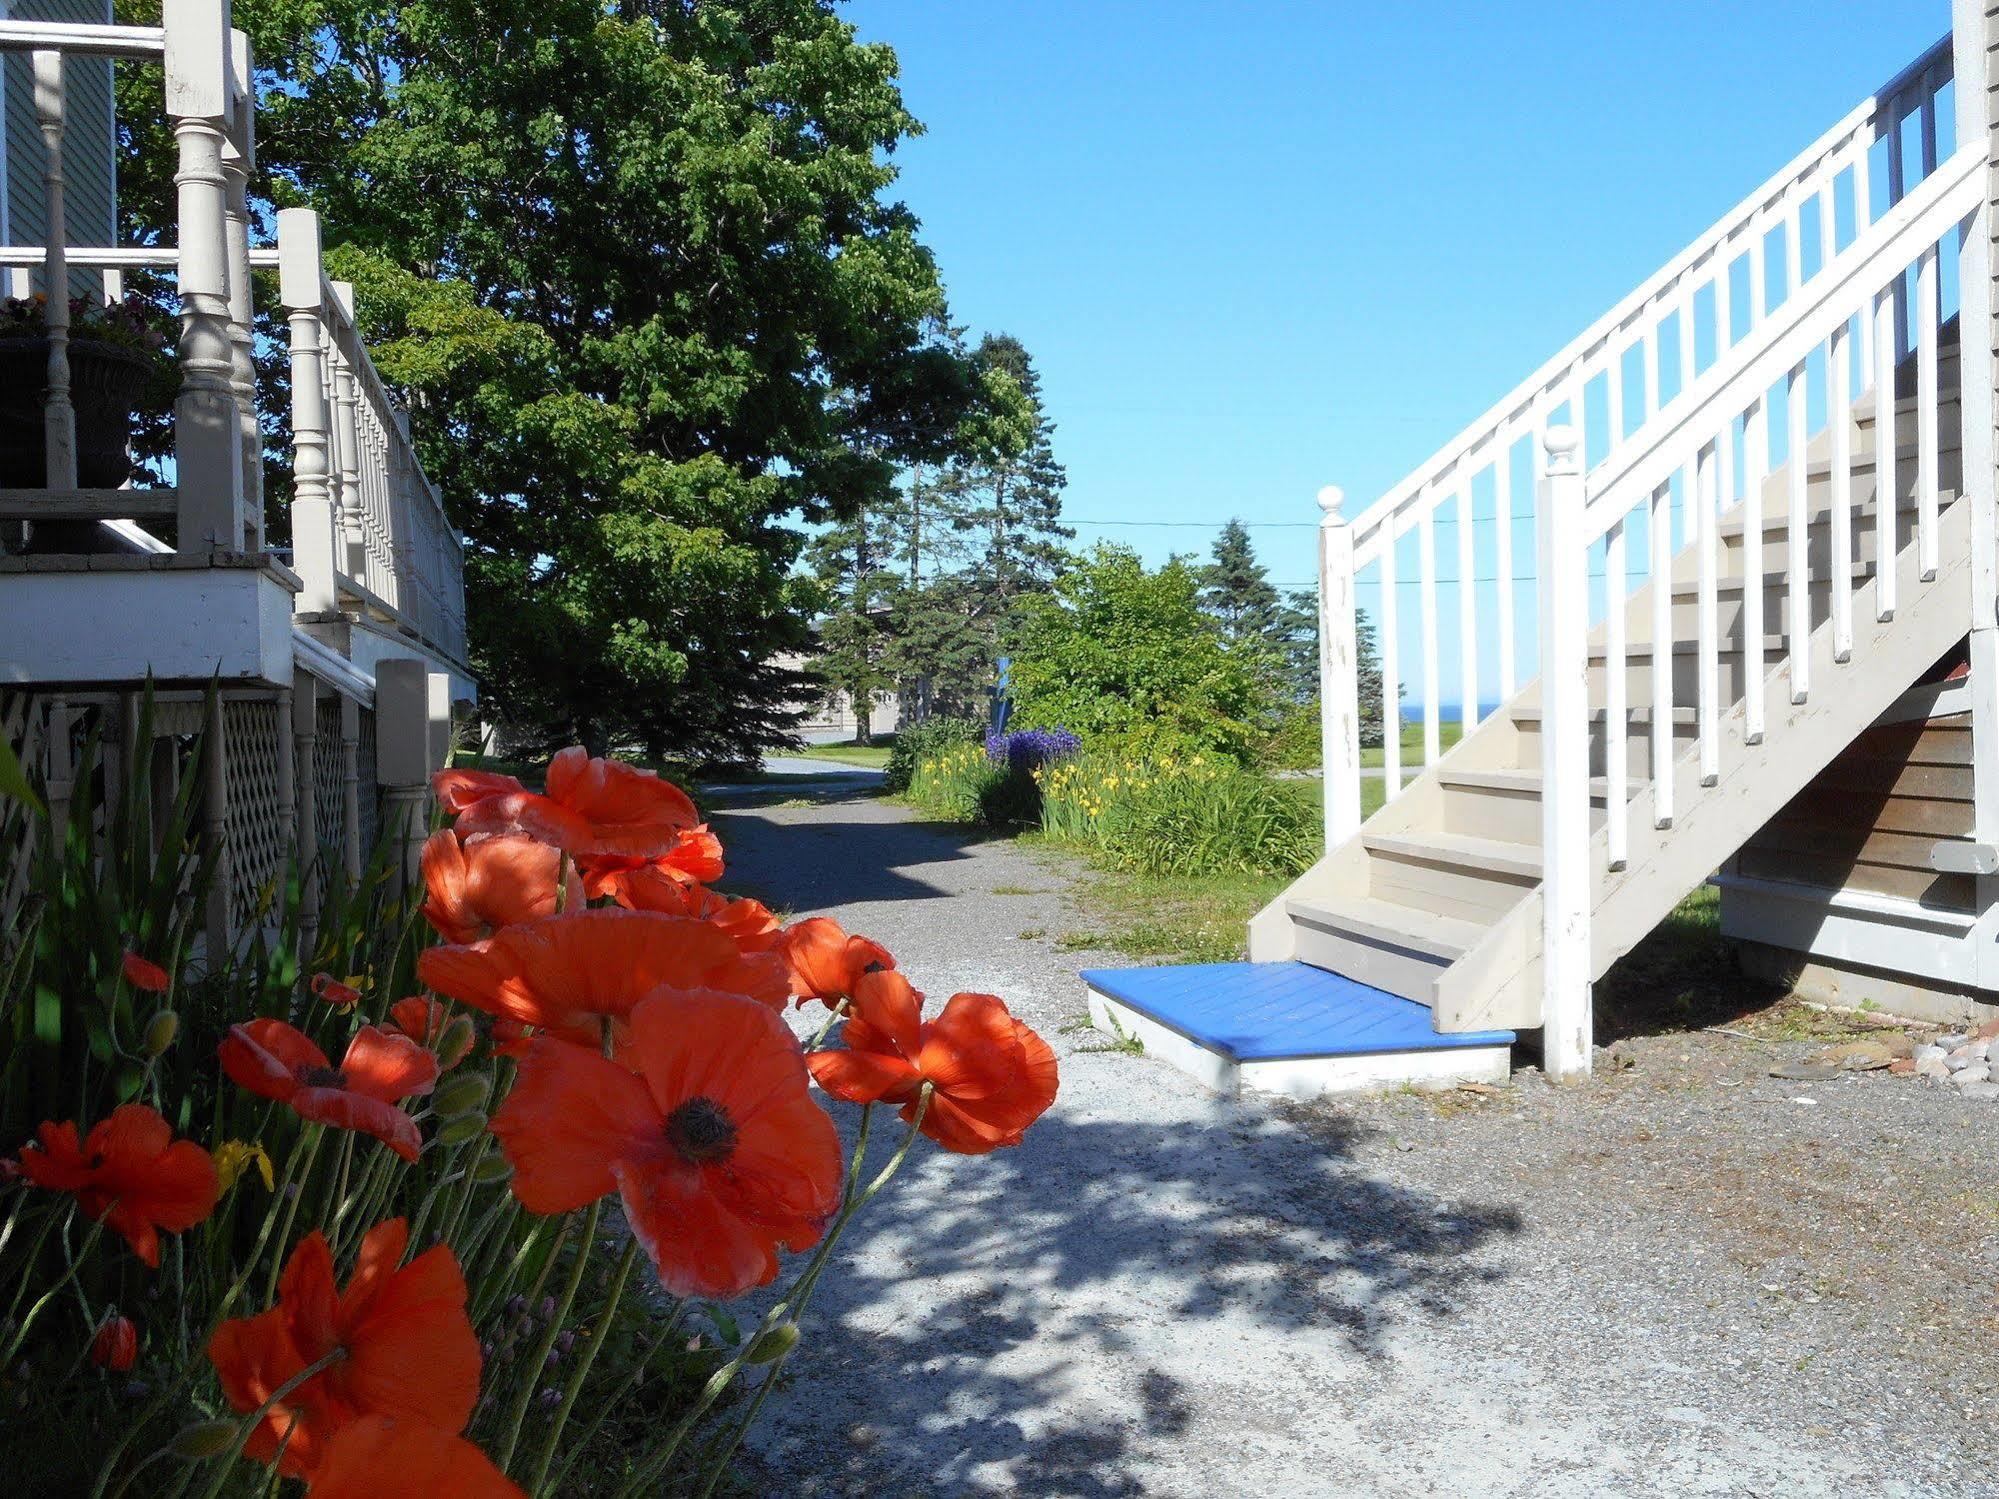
[1317,484,1346,524]
[1542,425,1582,476]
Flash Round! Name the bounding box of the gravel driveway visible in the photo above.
[712,762,1996,1498]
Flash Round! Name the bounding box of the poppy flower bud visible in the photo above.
[433,1072,490,1118]
[170,1419,240,1460]
[544,1348,562,1371]
[143,1011,179,1056]
[538,1296,556,1321]
[746,1321,800,1364]
[471,1154,513,1184]
[90,1315,138,1372]
[507,1295,527,1317]
[555,1330,577,1355]
[436,1015,477,1068]
[538,1387,562,1409]
[435,1112,487,1146]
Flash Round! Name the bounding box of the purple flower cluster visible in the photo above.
[986,726,1080,771]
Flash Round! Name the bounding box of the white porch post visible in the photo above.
[1317,485,1362,851]
[164,0,245,551]
[222,27,262,547]
[1955,0,1999,989]
[31,50,76,491]
[279,209,339,613]
[1538,426,1593,1078]
[376,659,432,890]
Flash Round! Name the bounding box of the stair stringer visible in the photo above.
[1433,489,1976,1033]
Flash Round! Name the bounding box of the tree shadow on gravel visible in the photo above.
[708,807,1011,910]
[740,1101,1523,1496]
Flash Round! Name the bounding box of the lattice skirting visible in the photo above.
[222,697,288,929]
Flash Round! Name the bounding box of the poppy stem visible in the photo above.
[537,1299,689,1497]
[258,1124,324,1307]
[495,1196,601,1473]
[805,998,850,1050]
[191,1344,348,1499]
[0,1195,70,1340]
[215,1123,318,1323]
[526,1230,642,1495]
[0,1205,104,1369]
[691,1090,933,1498]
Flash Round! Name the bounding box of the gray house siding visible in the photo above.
[3,0,118,296]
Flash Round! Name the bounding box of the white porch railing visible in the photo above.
[1319,31,1960,811]
[0,0,468,671]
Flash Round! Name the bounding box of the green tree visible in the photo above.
[805,498,899,744]
[121,0,991,761]
[1280,590,1387,748]
[939,333,1071,617]
[1200,519,1285,646]
[1005,543,1278,761]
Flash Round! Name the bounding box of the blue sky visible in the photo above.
[846,1,1950,627]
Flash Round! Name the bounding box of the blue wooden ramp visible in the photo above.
[1080,961,1515,1099]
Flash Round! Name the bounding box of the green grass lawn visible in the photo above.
[787,741,893,770]
[1359,718,1466,768]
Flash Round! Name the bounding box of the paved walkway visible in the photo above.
[716,766,1991,1498]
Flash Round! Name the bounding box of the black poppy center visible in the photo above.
[298,1064,349,1089]
[665,1096,737,1165]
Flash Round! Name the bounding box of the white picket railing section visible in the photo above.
[1314,16,1995,1075]
[0,3,467,671]
[1321,33,1959,810]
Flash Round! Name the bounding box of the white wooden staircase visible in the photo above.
[1236,23,1999,1081]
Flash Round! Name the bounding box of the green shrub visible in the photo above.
[1037,748,1319,879]
[884,717,981,793]
[1004,544,1281,762]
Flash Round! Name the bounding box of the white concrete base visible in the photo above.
[1086,985,1512,1103]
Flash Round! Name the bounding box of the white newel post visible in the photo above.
[223,28,262,547]
[279,209,339,613]
[1317,485,1362,851]
[32,50,77,491]
[165,0,246,551]
[1537,427,1593,1079]
[1954,0,1999,988]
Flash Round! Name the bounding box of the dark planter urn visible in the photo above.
[0,335,158,489]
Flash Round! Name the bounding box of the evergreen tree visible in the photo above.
[1201,519,1285,646]
[940,334,1072,618]
[805,501,898,744]
[1283,589,1387,747]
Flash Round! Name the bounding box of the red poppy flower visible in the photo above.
[17,1103,220,1267]
[121,951,170,993]
[489,990,841,1299]
[308,1416,523,1498]
[579,825,725,900]
[431,766,526,814]
[419,831,579,945]
[602,869,783,953]
[219,1021,438,1162]
[419,909,790,1051]
[779,917,896,1007]
[489,1017,533,1060]
[91,1314,138,1371]
[310,972,362,1009]
[442,747,699,862]
[808,971,1058,1154]
[386,996,451,1050]
[207,1218,480,1479]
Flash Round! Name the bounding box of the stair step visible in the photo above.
[1081,960,1514,1100]
[1363,829,1543,879]
[1714,490,1932,542]
[1667,561,1874,601]
[1437,765,1626,802]
[1509,703,1697,727]
[1283,892,1484,961]
[1588,635,1785,660]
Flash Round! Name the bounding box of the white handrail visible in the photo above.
[1349,31,1951,564]
[1581,144,1980,537]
